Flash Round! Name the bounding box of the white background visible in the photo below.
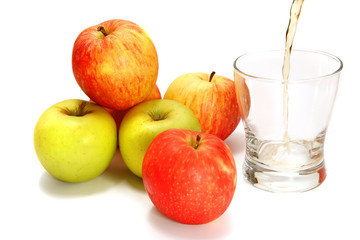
[1,0,359,239]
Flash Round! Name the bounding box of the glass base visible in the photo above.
[243,159,326,193]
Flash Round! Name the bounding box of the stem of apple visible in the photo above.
[209,71,216,82]
[76,101,89,116]
[194,134,202,149]
[61,101,91,117]
[97,26,108,37]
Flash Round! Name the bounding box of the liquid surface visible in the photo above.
[245,126,325,171]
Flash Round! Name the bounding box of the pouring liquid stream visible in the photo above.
[282,0,304,153]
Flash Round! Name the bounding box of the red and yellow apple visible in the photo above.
[72,19,158,110]
[91,85,161,130]
[142,128,237,225]
[144,84,162,102]
[164,72,241,140]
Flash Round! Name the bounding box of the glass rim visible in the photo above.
[233,49,343,83]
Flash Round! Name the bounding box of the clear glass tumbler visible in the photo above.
[234,50,343,192]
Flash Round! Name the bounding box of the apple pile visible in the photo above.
[33,19,241,225]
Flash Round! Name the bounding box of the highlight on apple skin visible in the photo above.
[142,128,237,225]
[164,72,241,140]
[72,19,159,111]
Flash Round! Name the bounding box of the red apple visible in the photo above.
[142,129,237,225]
[72,19,159,110]
[164,72,241,140]
[91,85,161,130]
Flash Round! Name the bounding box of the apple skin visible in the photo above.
[145,84,161,102]
[72,19,158,110]
[119,99,201,178]
[164,72,241,140]
[33,99,117,183]
[142,129,237,225]
[91,84,161,130]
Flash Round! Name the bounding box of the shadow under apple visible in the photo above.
[147,206,233,240]
[38,149,145,198]
[103,149,145,192]
[224,128,245,156]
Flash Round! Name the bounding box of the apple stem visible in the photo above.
[97,26,108,37]
[77,101,88,116]
[209,71,216,82]
[194,134,202,149]
[60,101,91,117]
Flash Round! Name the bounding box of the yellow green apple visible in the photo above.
[119,99,201,178]
[33,99,117,182]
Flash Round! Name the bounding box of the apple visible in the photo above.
[91,84,162,130]
[164,71,241,140]
[72,19,158,110]
[142,128,237,225]
[234,72,251,120]
[119,99,201,178]
[145,84,162,102]
[33,99,117,182]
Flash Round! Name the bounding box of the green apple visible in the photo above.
[119,99,201,178]
[34,99,117,183]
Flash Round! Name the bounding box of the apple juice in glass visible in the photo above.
[233,0,343,192]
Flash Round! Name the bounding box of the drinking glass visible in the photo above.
[234,49,343,192]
